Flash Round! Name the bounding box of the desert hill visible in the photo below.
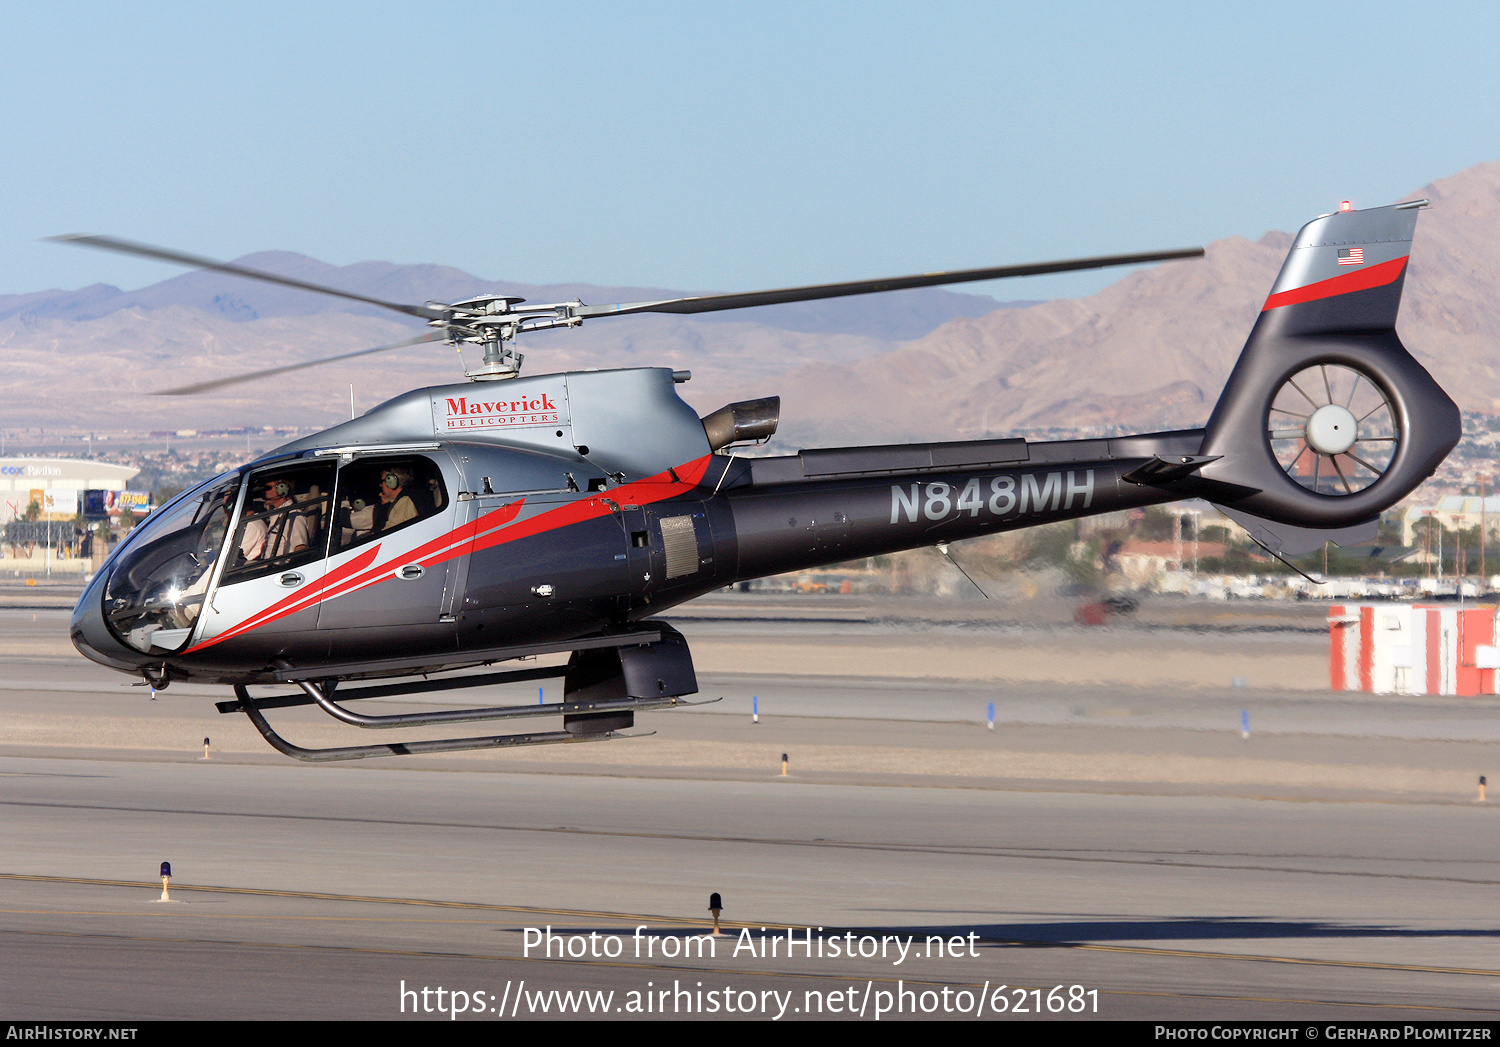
[698,162,1500,446]
[4,162,1499,447]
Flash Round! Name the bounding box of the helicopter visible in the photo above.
[64,199,1459,762]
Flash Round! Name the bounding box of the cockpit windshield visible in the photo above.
[103,471,243,654]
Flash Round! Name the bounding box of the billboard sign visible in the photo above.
[41,488,78,521]
[104,491,153,517]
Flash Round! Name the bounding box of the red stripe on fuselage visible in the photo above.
[1261,256,1406,312]
[180,455,712,655]
[183,543,384,654]
[465,455,712,557]
[183,499,529,654]
[306,499,529,608]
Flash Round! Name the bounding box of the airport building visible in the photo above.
[1,458,142,576]
[0,457,141,523]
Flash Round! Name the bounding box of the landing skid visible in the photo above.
[221,621,709,763]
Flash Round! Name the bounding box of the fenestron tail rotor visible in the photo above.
[1268,363,1399,496]
[50,234,1204,393]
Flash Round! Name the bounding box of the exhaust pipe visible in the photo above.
[701,397,780,450]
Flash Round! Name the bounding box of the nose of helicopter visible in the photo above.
[71,566,148,673]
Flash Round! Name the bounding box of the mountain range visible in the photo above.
[5,161,1499,449]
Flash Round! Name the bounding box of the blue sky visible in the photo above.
[4,1,1498,302]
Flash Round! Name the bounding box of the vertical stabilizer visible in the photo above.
[1195,201,1459,537]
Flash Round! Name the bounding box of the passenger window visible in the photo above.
[333,456,447,553]
[222,462,335,583]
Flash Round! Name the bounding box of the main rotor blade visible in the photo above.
[48,234,447,322]
[153,331,448,396]
[573,247,1205,318]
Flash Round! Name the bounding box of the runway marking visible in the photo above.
[2,799,1497,887]
[4,873,1498,981]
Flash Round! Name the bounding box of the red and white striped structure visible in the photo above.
[1330,604,1500,695]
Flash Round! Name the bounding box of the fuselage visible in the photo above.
[71,366,1196,686]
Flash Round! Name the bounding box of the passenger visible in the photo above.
[339,494,376,548]
[378,467,417,531]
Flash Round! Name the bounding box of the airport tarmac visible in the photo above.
[2,594,1499,1021]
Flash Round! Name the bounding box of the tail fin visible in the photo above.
[1195,200,1459,554]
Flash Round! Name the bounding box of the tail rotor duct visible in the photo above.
[1268,362,1399,497]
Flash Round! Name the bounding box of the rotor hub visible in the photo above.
[1304,403,1358,456]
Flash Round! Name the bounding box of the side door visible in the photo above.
[449,443,632,632]
[192,459,335,655]
[315,452,462,631]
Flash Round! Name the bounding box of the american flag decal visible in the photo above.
[1338,247,1365,266]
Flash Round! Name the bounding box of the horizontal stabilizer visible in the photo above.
[1121,454,1220,486]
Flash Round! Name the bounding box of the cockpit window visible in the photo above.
[221,462,336,585]
[103,472,243,654]
[332,456,447,553]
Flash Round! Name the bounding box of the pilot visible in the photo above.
[378,467,417,531]
[242,476,312,560]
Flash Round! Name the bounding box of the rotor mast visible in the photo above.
[441,293,585,381]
